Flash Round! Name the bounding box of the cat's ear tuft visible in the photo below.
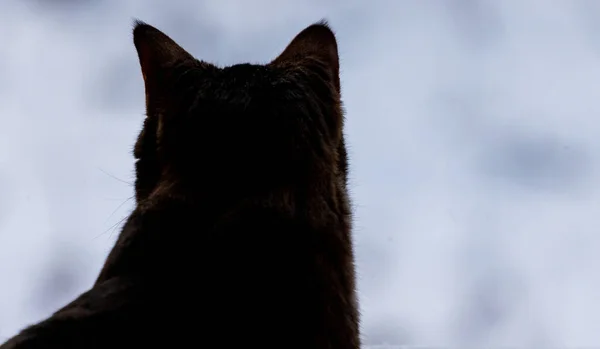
[272,20,340,91]
[132,20,194,84]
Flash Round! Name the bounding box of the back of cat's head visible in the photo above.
[131,20,346,203]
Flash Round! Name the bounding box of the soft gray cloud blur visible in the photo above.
[2,0,600,347]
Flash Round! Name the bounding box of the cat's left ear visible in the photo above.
[271,21,340,93]
[132,21,194,90]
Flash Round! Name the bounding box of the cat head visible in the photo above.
[131,20,348,204]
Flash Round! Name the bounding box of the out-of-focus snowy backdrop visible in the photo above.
[2,0,600,347]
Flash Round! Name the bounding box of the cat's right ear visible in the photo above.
[132,21,194,97]
[271,21,340,93]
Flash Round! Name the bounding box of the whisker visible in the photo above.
[103,196,134,225]
[93,195,134,241]
[97,167,133,186]
[109,215,130,239]
[93,215,129,241]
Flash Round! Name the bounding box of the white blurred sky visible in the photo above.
[2,0,600,347]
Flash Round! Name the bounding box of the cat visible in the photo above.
[1,19,360,349]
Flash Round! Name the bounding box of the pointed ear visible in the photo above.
[271,21,340,92]
[132,20,194,88]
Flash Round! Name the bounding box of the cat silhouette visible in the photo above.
[1,20,360,349]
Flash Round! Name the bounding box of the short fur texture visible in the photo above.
[1,20,360,349]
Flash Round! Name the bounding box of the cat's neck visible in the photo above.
[145,176,340,219]
[96,178,346,285]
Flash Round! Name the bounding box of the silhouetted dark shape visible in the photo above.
[1,19,360,349]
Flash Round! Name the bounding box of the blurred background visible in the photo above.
[2,0,600,347]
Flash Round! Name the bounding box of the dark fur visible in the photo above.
[1,20,359,349]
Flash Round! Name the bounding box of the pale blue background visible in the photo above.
[2,0,600,347]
